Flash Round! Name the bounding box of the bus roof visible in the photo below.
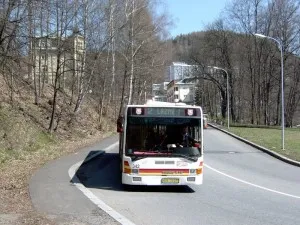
[144,100,188,106]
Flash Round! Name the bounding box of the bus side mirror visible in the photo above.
[117,116,123,133]
[117,126,123,133]
[193,142,200,148]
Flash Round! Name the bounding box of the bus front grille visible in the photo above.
[155,161,175,165]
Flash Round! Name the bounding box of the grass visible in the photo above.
[0,104,54,164]
[227,127,300,161]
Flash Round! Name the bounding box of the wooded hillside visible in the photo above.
[169,0,300,127]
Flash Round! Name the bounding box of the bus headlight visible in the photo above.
[189,169,196,175]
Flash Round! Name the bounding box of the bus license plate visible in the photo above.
[161,178,179,184]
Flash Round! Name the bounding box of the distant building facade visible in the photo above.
[30,32,85,85]
[152,82,168,102]
[166,62,196,81]
[167,80,195,104]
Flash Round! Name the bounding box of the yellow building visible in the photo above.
[30,32,85,87]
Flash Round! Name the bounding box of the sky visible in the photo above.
[162,0,229,37]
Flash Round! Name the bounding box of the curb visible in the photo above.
[208,123,300,167]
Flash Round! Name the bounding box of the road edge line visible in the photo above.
[68,142,137,225]
[205,163,300,199]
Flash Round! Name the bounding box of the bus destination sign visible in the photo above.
[129,107,199,117]
[147,107,182,116]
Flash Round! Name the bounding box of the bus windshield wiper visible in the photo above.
[127,151,168,160]
[127,153,147,161]
[171,153,198,162]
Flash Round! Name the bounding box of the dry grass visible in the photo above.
[0,130,112,225]
[0,77,116,224]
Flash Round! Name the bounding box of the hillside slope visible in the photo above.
[0,77,115,224]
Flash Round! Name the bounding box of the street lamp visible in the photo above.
[254,33,285,150]
[208,66,230,130]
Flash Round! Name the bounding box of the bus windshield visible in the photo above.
[125,117,202,159]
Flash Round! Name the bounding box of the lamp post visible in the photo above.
[208,66,230,130]
[254,33,285,150]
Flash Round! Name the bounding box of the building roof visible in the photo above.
[145,100,187,106]
[167,79,195,86]
[171,62,190,66]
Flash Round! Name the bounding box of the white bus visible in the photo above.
[117,101,204,187]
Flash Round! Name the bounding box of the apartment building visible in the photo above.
[151,62,198,104]
[152,82,168,102]
[30,32,85,85]
[166,62,196,81]
[166,80,195,104]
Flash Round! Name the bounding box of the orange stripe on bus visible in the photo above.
[124,168,131,174]
[196,168,202,174]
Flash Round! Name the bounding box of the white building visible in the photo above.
[167,80,195,104]
[167,62,196,81]
[152,82,168,102]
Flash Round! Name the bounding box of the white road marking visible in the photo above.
[69,140,299,225]
[205,163,300,199]
[68,141,137,225]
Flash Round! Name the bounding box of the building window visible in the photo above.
[174,95,178,99]
[40,40,46,48]
[174,87,178,91]
[42,65,48,72]
[39,39,51,48]
[77,41,83,50]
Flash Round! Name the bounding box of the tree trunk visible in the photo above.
[98,74,107,129]
[108,0,116,106]
[127,0,134,105]
[48,70,59,133]
[220,89,226,119]
[119,65,128,116]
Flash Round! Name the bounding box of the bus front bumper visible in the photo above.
[122,173,203,186]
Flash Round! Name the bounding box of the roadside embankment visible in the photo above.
[209,123,300,167]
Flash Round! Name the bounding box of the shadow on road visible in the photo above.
[71,151,195,193]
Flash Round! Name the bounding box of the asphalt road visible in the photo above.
[29,135,120,225]
[30,128,300,225]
